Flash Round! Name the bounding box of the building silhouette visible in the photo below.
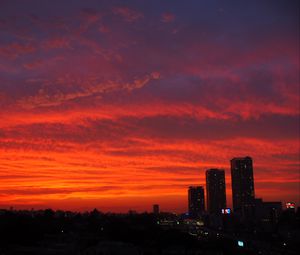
[254,198,282,227]
[231,156,255,216]
[153,204,159,214]
[188,186,205,218]
[206,169,226,214]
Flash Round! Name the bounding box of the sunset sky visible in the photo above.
[0,0,299,212]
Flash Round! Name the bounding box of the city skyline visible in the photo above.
[0,0,299,212]
[1,155,295,213]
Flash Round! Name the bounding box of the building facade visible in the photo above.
[231,156,255,216]
[206,169,226,214]
[188,186,205,218]
[153,204,159,214]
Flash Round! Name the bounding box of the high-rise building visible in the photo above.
[206,169,226,214]
[153,204,159,214]
[231,156,255,216]
[188,186,205,217]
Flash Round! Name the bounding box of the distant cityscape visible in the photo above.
[149,156,295,227]
[0,156,299,255]
[184,156,288,222]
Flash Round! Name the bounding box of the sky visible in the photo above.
[0,0,299,212]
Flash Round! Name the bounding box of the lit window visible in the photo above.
[238,241,244,247]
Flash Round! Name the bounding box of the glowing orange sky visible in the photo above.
[0,0,299,212]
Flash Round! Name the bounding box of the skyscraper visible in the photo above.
[231,156,255,216]
[153,204,159,214]
[206,169,226,214]
[188,186,205,218]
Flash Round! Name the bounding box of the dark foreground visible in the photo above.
[0,209,299,255]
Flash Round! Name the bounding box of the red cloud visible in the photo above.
[0,42,35,59]
[42,37,71,49]
[17,73,159,109]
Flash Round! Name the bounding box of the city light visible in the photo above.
[237,241,244,247]
[221,208,231,214]
[286,202,295,209]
